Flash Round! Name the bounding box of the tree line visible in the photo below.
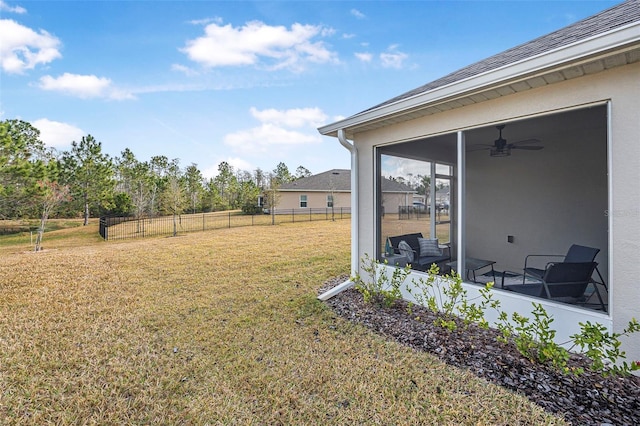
[1,119,312,247]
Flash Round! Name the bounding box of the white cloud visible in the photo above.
[171,63,199,76]
[224,124,319,154]
[350,9,366,20]
[181,20,338,72]
[32,118,84,148]
[38,73,135,100]
[223,107,327,154]
[380,45,408,69]
[249,107,327,128]
[0,1,26,14]
[188,16,223,26]
[0,19,61,73]
[355,52,372,62]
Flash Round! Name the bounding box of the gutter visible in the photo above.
[317,129,358,301]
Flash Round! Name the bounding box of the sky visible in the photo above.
[1,0,619,178]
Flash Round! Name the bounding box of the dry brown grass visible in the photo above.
[0,219,103,256]
[0,220,562,424]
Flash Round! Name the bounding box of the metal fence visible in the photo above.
[0,225,38,236]
[99,207,351,241]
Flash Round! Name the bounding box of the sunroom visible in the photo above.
[317,1,639,360]
[376,103,609,315]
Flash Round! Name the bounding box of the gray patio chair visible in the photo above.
[523,244,607,291]
[505,261,606,311]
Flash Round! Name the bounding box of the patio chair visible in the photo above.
[505,261,606,310]
[523,244,607,291]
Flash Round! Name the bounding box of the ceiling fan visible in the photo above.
[468,125,543,157]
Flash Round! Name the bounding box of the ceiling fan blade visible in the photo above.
[511,145,544,150]
[510,138,540,146]
[466,144,493,152]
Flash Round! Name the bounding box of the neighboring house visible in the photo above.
[318,1,640,363]
[276,169,415,213]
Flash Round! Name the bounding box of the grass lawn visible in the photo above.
[0,220,563,424]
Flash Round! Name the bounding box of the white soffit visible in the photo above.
[319,22,640,138]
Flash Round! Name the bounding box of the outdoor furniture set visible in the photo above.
[385,233,451,271]
[385,236,607,311]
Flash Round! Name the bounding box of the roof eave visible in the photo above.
[318,21,640,138]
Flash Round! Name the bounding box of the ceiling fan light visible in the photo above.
[490,147,511,157]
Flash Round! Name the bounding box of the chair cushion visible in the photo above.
[397,240,414,262]
[418,238,441,256]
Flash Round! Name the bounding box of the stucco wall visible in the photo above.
[351,61,640,362]
[277,191,350,210]
[381,192,412,216]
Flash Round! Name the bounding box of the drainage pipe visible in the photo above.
[318,129,358,300]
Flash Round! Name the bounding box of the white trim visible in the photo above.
[430,162,436,239]
[456,131,466,274]
[318,129,359,301]
[606,100,613,316]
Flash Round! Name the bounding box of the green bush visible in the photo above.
[408,264,498,331]
[359,254,640,377]
[353,254,410,307]
[241,204,263,215]
[570,318,640,377]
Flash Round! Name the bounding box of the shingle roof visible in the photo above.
[278,169,414,193]
[363,0,640,113]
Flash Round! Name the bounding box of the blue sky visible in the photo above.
[1,0,618,177]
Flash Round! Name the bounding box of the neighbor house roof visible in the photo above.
[278,169,414,193]
[319,0,640,138]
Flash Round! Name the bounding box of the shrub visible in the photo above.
[570,318,640,376]
[241,204,263,215]
[352,254,410,307]
[407,264,498,331]
[495,303,572,373]
[355,254,640,377]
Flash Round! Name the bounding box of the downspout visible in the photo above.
[318,129,359,300]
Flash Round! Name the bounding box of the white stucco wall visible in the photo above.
[352,61,640,363]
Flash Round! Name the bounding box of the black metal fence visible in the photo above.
[397,205,450,220]
[99,207,351,241]
[397,205,429,220]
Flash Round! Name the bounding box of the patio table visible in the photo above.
[446,257,496,283]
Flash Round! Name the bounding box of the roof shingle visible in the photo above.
[363,0,640,113]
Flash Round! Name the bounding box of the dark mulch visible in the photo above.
[319,276,640,426]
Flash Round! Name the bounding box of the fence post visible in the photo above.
[228,212,231,228]
[203,213,205,232]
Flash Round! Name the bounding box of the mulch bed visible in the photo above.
[319,276,640,426]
